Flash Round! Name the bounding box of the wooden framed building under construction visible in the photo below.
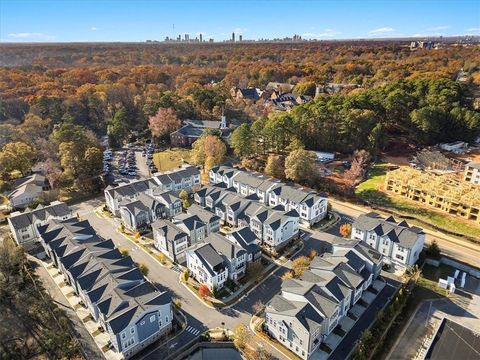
[385,167,480,224]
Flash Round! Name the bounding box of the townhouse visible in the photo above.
[104,165,200,216]
[153,165,201,192]
[186,242,228,291]
[206,231,261,281]
[351,212,425,267]
[173,213,208,244]
[8,201,73,246]
[152,219,189,263]
[194,184,300,250]
[105,178,159,216]
[119,191,182,232]
[209,165,328,226]
[186,204,221,234]
[265,241,382,359]
[37,217,172,359]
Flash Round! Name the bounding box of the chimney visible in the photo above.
[220,107,227,129]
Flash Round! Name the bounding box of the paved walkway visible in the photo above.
[29,255,107,360]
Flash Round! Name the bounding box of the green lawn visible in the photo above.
[355,164,480,239]
[153,148,192,172]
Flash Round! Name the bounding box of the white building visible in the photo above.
[8,173,50,209]
[265,240,382,359]
[209,165,328,226]
[152,219,189,263]
[351,212,425,267]
[186,242,228,291]
[8,201,73,246]
[464,162,480,185]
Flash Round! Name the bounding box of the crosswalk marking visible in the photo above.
[185,326,201,336]
[171,265,182,273]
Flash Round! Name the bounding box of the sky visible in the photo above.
[1,0,479,42]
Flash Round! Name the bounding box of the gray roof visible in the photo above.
[187,204,220,224]
[37,217,170,335]
[192,242,226,276]
[154,165,200,186]
[227,227,260,254]
[174,213,206,232]
[207,233,246,260]
[106,178,157,199]
[466,162,480,170]
[8,201,71,229]
[152,219,188,243]
[9,173,48,200]
[353,212,424,249]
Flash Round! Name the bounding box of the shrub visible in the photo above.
[182,269,190,282]
[291,256,311,277]
[198,284,211,299]
[138,263,149,276]
[120,248,129,257]
[339,223,352,238]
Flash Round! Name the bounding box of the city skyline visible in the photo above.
[1,0,479,43]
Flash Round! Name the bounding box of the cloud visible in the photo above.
[232,27,248,34]
[369,27,394,34]
[465,27,480,34]
[429,25,449,31]
[302,29,341,38]
[90,27,98,31]
[7,32,55,40]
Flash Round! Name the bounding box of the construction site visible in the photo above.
[385,167,480,224]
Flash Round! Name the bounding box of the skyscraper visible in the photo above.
[199,33,203,42]
[239,35,243,42]
[232,32,235,42]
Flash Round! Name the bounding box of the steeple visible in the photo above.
[220,107,227,129]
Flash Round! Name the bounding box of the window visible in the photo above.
[165,315,169,323]
[140,321,145,326]
[396,254,404,261]
[130,328,135,334]
[121,332,126,339]
[150,315,155,323]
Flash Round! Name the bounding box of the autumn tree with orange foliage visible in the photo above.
[148,107,181,141]
[339,223,353,238]
[198,284,211,299]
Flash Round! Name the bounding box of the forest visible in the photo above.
[0,41,479,193]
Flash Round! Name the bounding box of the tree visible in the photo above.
[264,154,285,179]
[309,249,317,259]
[108,106,129,148]
[344,149,370,192]
[339,223,352,238]
[426,240,441,259]
[148,107,181,141]
[231,123,255,159]
[246,347,274,360]
[291,256,311,277]
[182,270,190,282]
[0,142,36,176]
[252,299,265,315]
[246,261,263,282]
[179,189,190,208]
[198,284,211,299]
[284,149,317,184]
[191,135,226,171]
[138,263,149,276]
[233,323,251,350]
[44,158,62,189]
[19,113,52,146]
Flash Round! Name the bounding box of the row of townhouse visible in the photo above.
[209,165,328,227]
[152,204,221,263]
[351,212,425,267]
[265,240,383,359]
[186,228,262,291]
[37,217,172,359]
[119,191,182,232]
[8,201,74,247]
[104,165,200,216]
[194,184,300,250]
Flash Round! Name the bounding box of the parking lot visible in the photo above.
[103,143,154,184]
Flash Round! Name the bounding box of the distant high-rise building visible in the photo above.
[239,35,243,42]
[185,33,189,41]
[200,33,203,42]
[232,32,235,42]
